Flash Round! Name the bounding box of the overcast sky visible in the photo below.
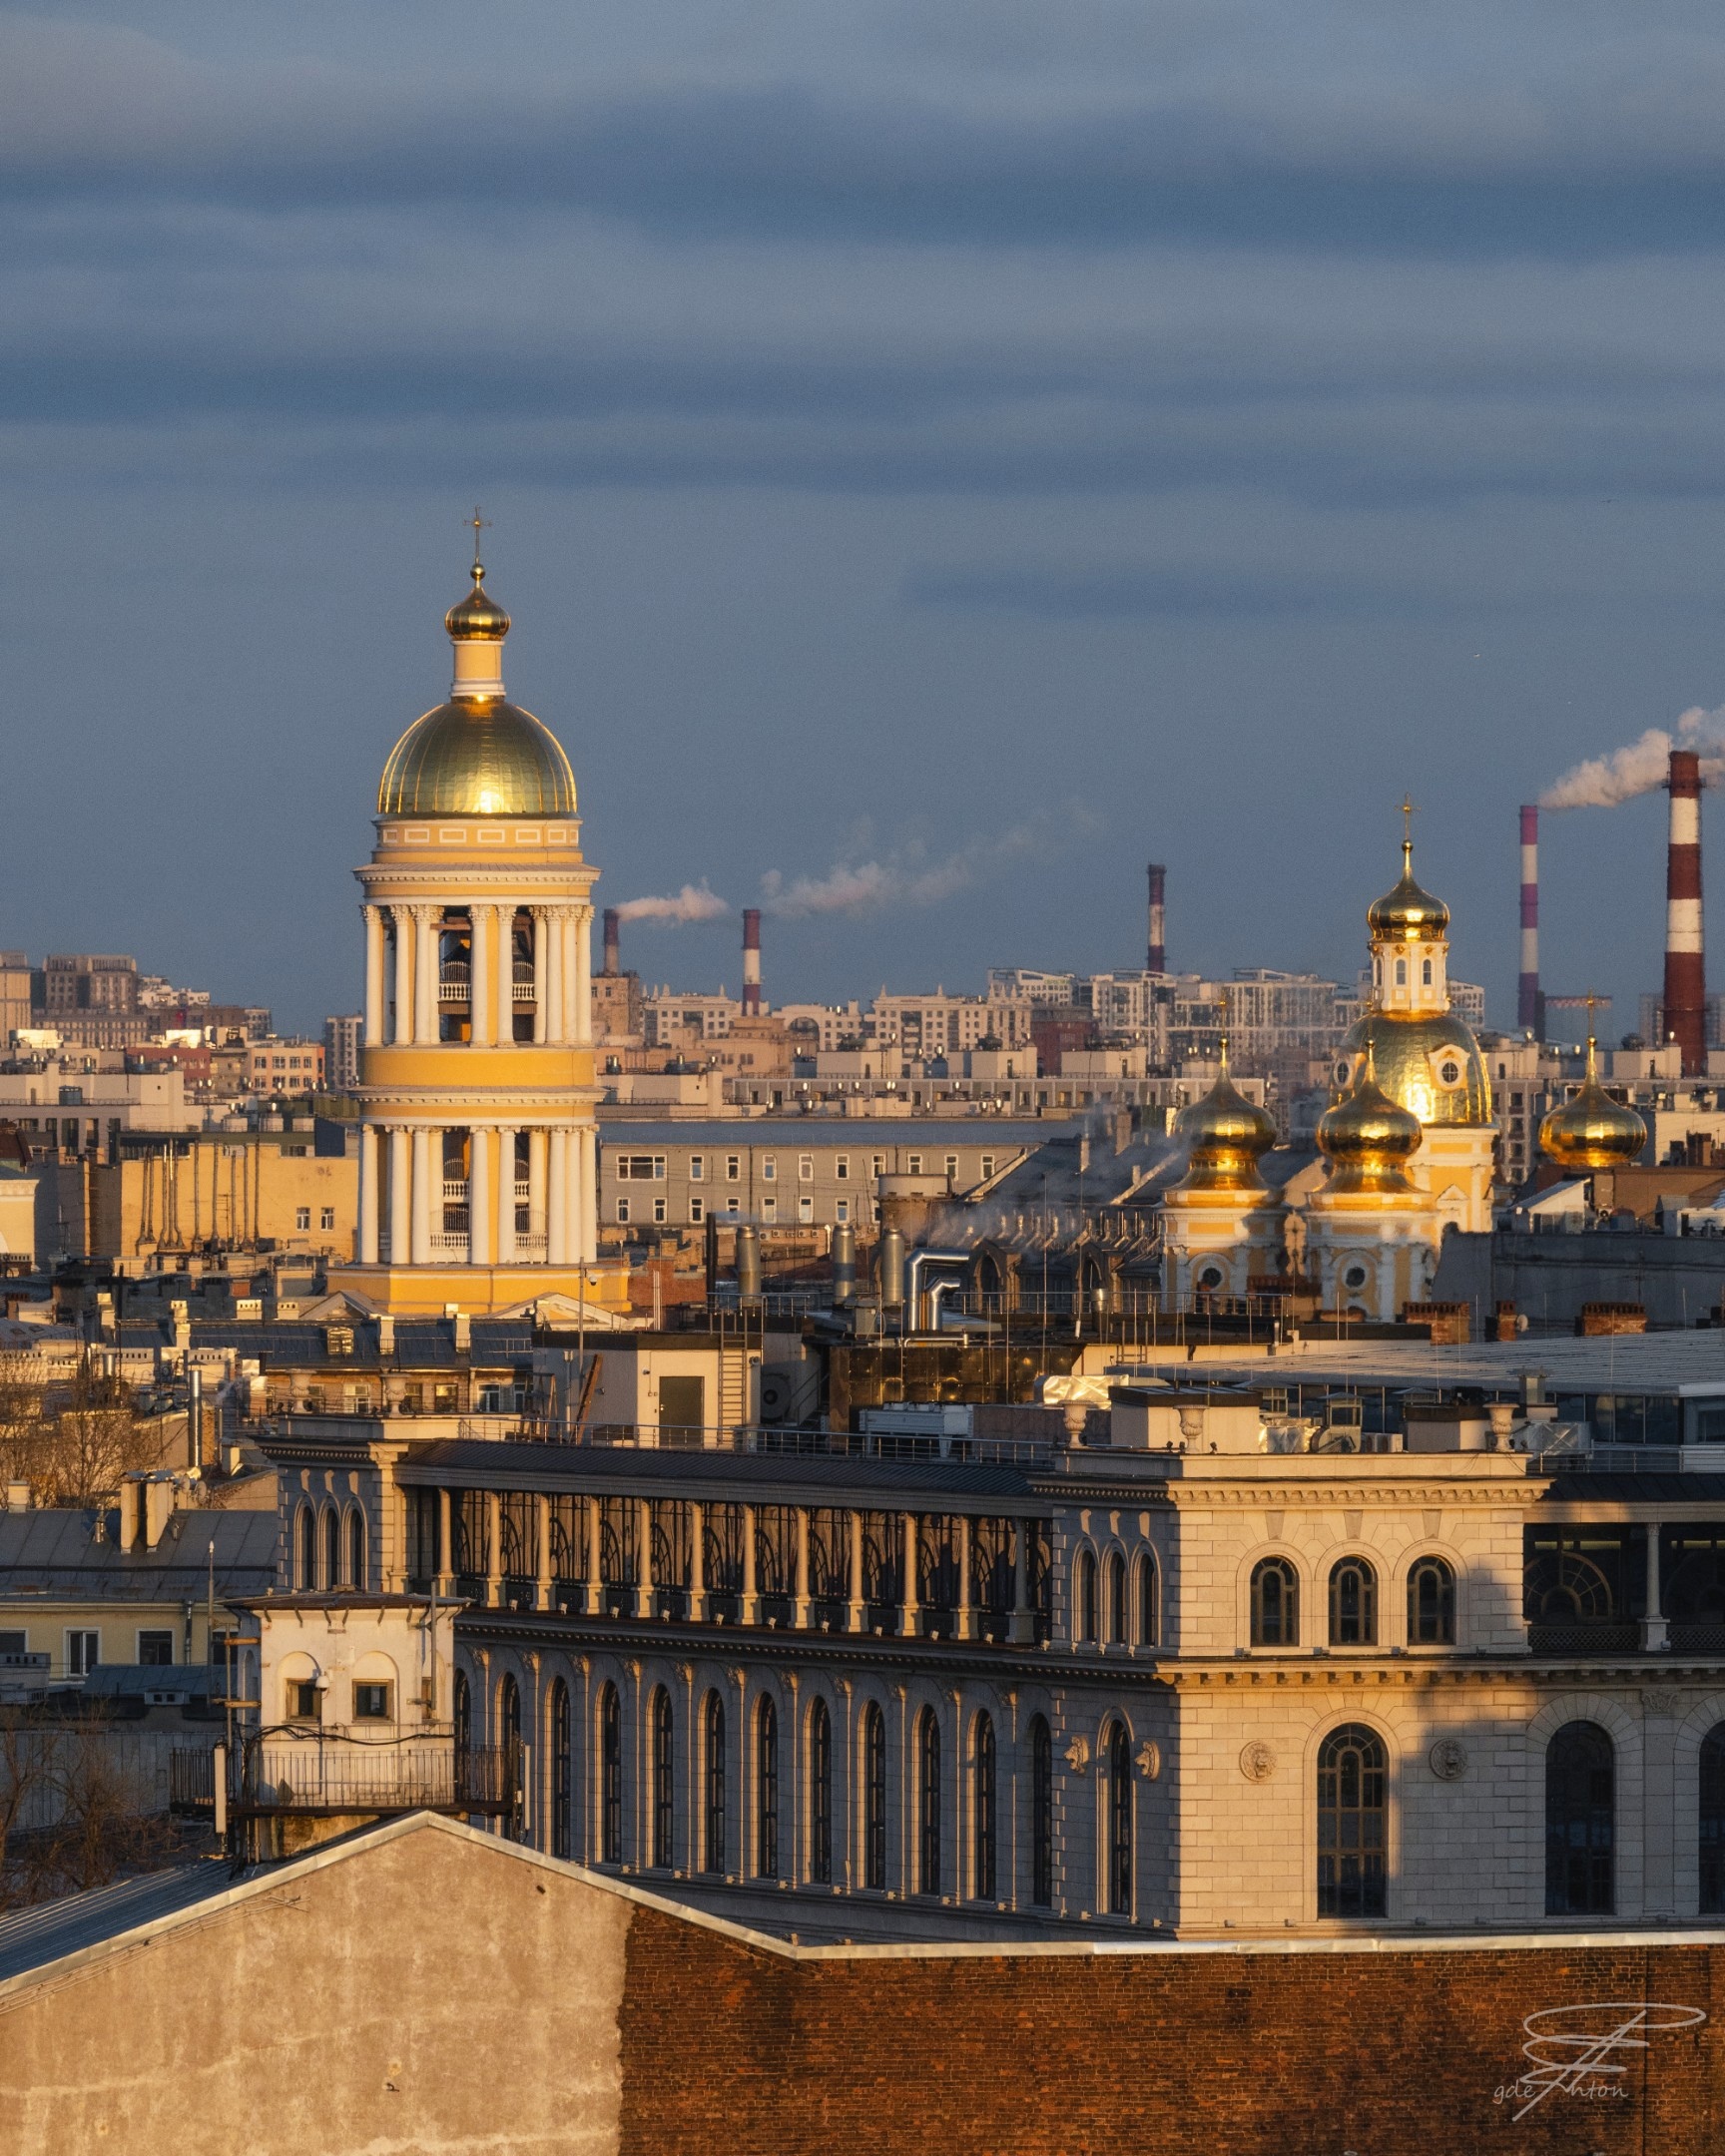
[9,2,1725,1037]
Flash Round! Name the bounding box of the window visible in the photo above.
[1105,1552,1126,1643]
[703,1692,726,1876]
[799,1155,814,1182]
[973,1712,996,1901]
[690,1155,704,1182]
[0,1630,27,1658]
[1422,958,1434,986]
[322,1508,339,1591]
[871,1154,885,1178]
[726,1155,741,1182]
[1030,1715,1053,1906]
[863,1702,886,1889]
[798,1196,814,1224]
[348,1510,366,1592]
[835,1199,850,1225]
[1137,1551,1160,1647]
[980,1155,995,1179]
[1318,1723,1387,1917]
[653,1197,667,1224]
[1075,1550,1098,1644]
[454,1669,471,1773]
[550,1679,572,1861]
[600,1683,623,1865]
[690,1196,705,1224]
[1546,1721,1614,1915]
[1250,1557,1299,1646]
[1701,1724,1725,1914]
[762,1157,777,1182]
[907,1154,922,1175]
[288,1678,320,1722]
[810,1698,833,1886]
[1407,1556,1455,1645]
[354,1682,392,1720]
[295,1208,310,1231]
[616,1155,667,1181]
[137,1630,173,1667]
[320,1207,335,1231]
[1329,1558,1378,1647]
[835,1156,849,1181]
[617,1198,631,1224]
[761,1196,777,1223]
[66,1629,100,1679]
[916,1707,942,1895]
[1395,959,1407,986]
[944,1154,957,1180]
[497,1675,523,1839]
[756,1697,779,1879]
[1107,1722,1133,1915]
[651,1688,674,1869]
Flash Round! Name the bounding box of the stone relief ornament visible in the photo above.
[1239,1741,1277,1784]
[1429,1738,1468,1782]
[1136,1741,1162,1781]
[1064,1734,1091,1775]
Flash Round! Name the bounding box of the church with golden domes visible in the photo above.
[325,536,626,1318]
[1160,828,1498,1322]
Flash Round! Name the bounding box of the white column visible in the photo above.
[546,910,565,1044]
[528,1129,548,1257]
[573,903,591,1046]
[414,907,438,1045]
[532,909,548,1044]
[469,1125,491,1267]
[471,903,493,1047]
[388,1127,410,1263]
[411,1128,433,1263]
[579,1124,599,1263]
[496,1127,518,1263]
[363,905,385,1047]
[358,1125,379,1264]
[497,905,517,1042]
[391,908,414,1046]
[548,1127,569,1265]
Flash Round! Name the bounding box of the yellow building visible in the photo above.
[328,540,623,1318]
[93,1133,357,1264]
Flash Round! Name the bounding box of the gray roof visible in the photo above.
[0,1507,278,1602]
[597,1119,1053,1149]
[116,1318,535,1367]
[0,1865,235,1986]
[1105,1330,1725,1397]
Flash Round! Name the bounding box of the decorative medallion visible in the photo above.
[1239,1741,1276,1784]
[1429,1738,1468,1782]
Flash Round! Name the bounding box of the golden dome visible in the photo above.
[378,700,576,817]
[1538,1037,1647,1173]
[1338,1011,1491,1128]
[1319,1047,1423,1193]
[1174,1048,1277,1191]
[1368,838,1449,942]
[445,566,511,642]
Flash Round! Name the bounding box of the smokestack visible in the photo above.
[601,909,620,977]
[1147,862,1166,975]
[1517,807,1542,1039]
[742,907,762,1016]
[1665,749,1707,1076]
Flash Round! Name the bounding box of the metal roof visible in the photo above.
[0,1507,278,1600]
[596,1120,1053,1149]
[1104,1330,1725,1397]
[115,1318,535,1366]
[397,1437,1036,1504]
[0,1865,235,1986]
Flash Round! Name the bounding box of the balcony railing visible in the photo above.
[438,965,471,1004]
[429,1232,470,1256]
[1527,1622,1642,1656]
[512,966,536,1002]
[173,1738,516,1819]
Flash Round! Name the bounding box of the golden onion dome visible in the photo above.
[1538,1036,1648,1173]
[378,699,576,817]
[1337,1010,1491,1127]
[1174,1048,1277,1191]
[445,566,511,642]
[1368,837,1450,942]
[1319,1047,1424,1193]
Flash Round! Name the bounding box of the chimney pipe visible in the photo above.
[1665,750,1707,1076]
[742,908,763,1016]
[601,909,620,978]
[1517,806,1543,1039]
[1146,862,1166,975]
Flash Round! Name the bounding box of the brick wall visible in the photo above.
[621,1911,1725,2154]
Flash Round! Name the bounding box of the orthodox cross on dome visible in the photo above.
[468,506,491,580]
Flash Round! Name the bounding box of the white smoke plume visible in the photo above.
[1542,705,1725,810]
[760,812,1090,919]
[613,882,729,925]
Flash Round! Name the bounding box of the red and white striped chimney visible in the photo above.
[1516,806,1542,1037]
[1665,749,1707,1075]
[742,907,763,1016]
[602,907,621,977]
[1146,862,1167,975]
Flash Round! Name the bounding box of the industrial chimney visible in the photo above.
[601,908,621,978]
[1517,806,1543,1039]
[1665,749,1707,1075]
[742,908,763,1016]
[1146,863,1167,975]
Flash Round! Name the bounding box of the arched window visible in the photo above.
[973,1712,996,1901]
[650,1688,674,1869]
[756,1697,779,1880]
[1137,1551,1159,1647]
[1407,1556,1455,1645]
[599,1682,622,1865]
[1545,1721,1614,1915]
[1251,1557,1299,1646]
[916,1707,942,1895]
[1421,957,1433,986]
[1030,1715,1053,1907]
[1075,1551,1098,1645]
[1105,1553,1126,1644]
[1395,958,1407,986]
[498,1674,522,1839]
[1107,1722,1132,1915]
[1329,1558,1378,1647]
[863,1703,886,1890]
[346,1509,366,1591]
[549,1678,571,1861]
[453,1667,471,1797]
[295,1505,314,1591]
[810,1698,833,1886]
[1701,1724,1725,1914]
[1318,1723,1388,1917]
[322,1507,339,1591]
[702,1692,726,1876]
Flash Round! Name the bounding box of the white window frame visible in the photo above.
[762,1158,777,1182]
[799,1155,814,1182]
[690,1196,705,1224]
[66,1629,100,1679]
[617,1197,631,1224]
[690,1155,704,1182]
[798,1195,814,1223]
